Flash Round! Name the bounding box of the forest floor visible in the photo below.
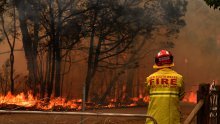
[0,102,195,124]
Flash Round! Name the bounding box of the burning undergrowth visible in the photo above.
[0,91,150,111]
[0,91,196,111]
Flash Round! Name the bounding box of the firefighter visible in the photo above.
[145,50,185,124]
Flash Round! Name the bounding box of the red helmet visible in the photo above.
[154,50,174,68]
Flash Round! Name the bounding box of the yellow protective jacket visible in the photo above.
[145,68,184,124]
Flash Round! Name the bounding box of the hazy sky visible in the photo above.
[172,0,220,90]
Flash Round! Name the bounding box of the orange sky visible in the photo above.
[172,0,220,88]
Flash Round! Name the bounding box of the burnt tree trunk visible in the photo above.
[125,69,135,101]
[84,5,99,102]
[43,47,52,98]
[99,70,124,104]
[47,0,56,98]
[0,3,17,94]
[100,40,145,103]
[54,0,62,97]
[15,0,38,90]
[32,3,40,95]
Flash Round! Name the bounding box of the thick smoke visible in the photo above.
[172,0,220,91]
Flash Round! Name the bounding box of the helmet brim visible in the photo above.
[153,63,174,69]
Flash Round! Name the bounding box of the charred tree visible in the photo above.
[83,0,148,102]
[0,1,17,94]
[84,0,99,102]
[36,0,83,98]
[54,0,62,97]
[99,40,146,104]
[125,68,135,101]
[46,0,56,98]
[14,0,39,94]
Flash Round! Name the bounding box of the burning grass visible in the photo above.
[0,91,196,111]
[0,91,149,111]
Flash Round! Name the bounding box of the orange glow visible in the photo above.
[143,96,150,103]
[183,91,197,103]
[131,97,139,102]
[128,103,137,107]
[0,92,82,110]
[0,91,148,110]
[107,103,116,108]
[0,92,37,107]
[0,91,197,111]
[139,94,143,99]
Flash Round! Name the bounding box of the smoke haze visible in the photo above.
[172,0,220,91]
[1,0,220,97]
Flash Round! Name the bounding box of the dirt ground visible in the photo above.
[0,102,195,124]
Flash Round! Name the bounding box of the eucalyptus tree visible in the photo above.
[81,0,162,102]
[14,0,85,97]
[14,0,39,94]
[0,0,17,93]
[98,0,188,103]
[204,0,220,10]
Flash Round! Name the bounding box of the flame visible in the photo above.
[107,103,116,108]
[0,92,37,107]
[0,91,197,111]
[183,91,197,103]
[139,94,143,99]
[0,92,82,110]
[143,96,150,103]
[131,97,139,102]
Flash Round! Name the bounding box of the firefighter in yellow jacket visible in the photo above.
[145,50,185,124]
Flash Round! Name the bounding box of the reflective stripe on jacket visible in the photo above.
[145,68,184,124]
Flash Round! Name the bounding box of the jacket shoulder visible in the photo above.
[147,71,158,78]
[172,70,183,78]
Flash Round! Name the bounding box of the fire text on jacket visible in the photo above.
[148,76,178,88]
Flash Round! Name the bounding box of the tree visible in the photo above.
[38,0,84,98]
[14,0,39,94]
[81,0,158,102]
[204,0,220,10]
[13,0,84,98]
[0,0,187,104]
[0,0,17,93]
[0,0,7,15]
[97,0,188,103]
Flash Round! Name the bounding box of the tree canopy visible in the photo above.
[204,0,220,10]
[0,0,188,103]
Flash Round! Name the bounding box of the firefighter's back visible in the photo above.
[146,68,184,124]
